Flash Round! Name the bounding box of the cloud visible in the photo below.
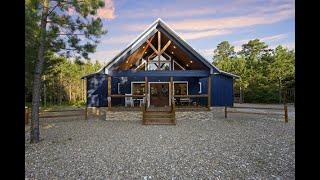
[100,34,136,45]
[124,0,294,32]
[198,48,215,59]
[121,7,219,19]
[168,9,293,31]
[97,0,116,20]
[121,2,293,41]
[233,33,289,45]
[269,42,295,50]
[179,29,232,40]
[89,49,121,63]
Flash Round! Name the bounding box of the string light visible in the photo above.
[190,61,193,63]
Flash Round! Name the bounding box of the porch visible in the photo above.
[106,71,212,124]
[106,71,213,111]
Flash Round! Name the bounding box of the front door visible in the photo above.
[149,83,169,107]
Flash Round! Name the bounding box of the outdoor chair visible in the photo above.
[125,94,133,107]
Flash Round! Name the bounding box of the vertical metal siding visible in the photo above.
[86,74,234,107]
[212,74,234,106]
[86,74,107,107]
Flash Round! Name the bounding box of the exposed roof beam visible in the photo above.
[131,35,156,67]
[159,40,171,55]
[146,39,159,55]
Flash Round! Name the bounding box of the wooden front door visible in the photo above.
[149,83,169,107]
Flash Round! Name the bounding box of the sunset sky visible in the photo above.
[91,0,295,64]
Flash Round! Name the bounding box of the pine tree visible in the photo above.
[27,0,106,143]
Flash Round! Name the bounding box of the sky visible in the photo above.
[90,0,295,64]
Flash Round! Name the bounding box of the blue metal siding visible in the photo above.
[86,73,234,107]
[212,74,234,106]
[86,74,107,107]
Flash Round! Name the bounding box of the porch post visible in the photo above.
[158,31,161,70]
[170,76,173,106]
[108,76,112,110]
[207,75,212,110]
[145,77,148,106]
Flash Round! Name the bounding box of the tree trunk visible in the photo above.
[59,73,62,105]
[69,85,72,103]
[279,78,282,104]
[81,79,84,101]
[239,86,242,104]
[30,0,49,143]
[43,75,46,107]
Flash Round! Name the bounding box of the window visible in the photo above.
[147,55,171,70]
[147,63,158,70]
[117,83,125,94]
[174,83,188,95]
[132,83,145,95]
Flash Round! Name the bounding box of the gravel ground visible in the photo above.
[25,106,295,179]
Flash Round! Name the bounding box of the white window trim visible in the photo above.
[117,83,121,94]
[198,82,202,94]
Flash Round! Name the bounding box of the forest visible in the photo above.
[212,40,295,103]
[25,0,105,108]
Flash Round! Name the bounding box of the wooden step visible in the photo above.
[143,118,176,125]
[143,107,176,125]
[144,113,173,118]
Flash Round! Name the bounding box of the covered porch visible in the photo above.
[106,70,213,111]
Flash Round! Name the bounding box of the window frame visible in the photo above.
[173,81,189,95]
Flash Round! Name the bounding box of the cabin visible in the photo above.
[82,18,239,124]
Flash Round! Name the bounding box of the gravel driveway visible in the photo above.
[25,107,295,179]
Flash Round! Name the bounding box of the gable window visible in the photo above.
[147,54,172,70]
[147,63,158,70]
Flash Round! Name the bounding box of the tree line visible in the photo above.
[25,55,102,107]
[25,0,105,108]
[212,40,295,103]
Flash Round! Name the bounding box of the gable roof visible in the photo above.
[86,18,239,78]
